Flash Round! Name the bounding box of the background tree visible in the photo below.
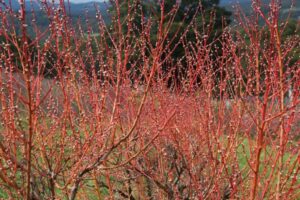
[110,0,232,88]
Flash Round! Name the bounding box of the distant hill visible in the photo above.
[2,0,109,16]
[3,0,299,35]
[3,0,299,20]
[0,0,20,10]
[220,0,300,20]
[1,0,110,35]
[220,0,250,6]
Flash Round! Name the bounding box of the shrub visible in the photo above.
[0,0,299,199]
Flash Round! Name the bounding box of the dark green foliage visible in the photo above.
[110,0,232,87]
[0,35,58,78]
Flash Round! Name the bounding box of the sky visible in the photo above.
[69,0,104,3]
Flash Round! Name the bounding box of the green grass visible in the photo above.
[236,137,300,196]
